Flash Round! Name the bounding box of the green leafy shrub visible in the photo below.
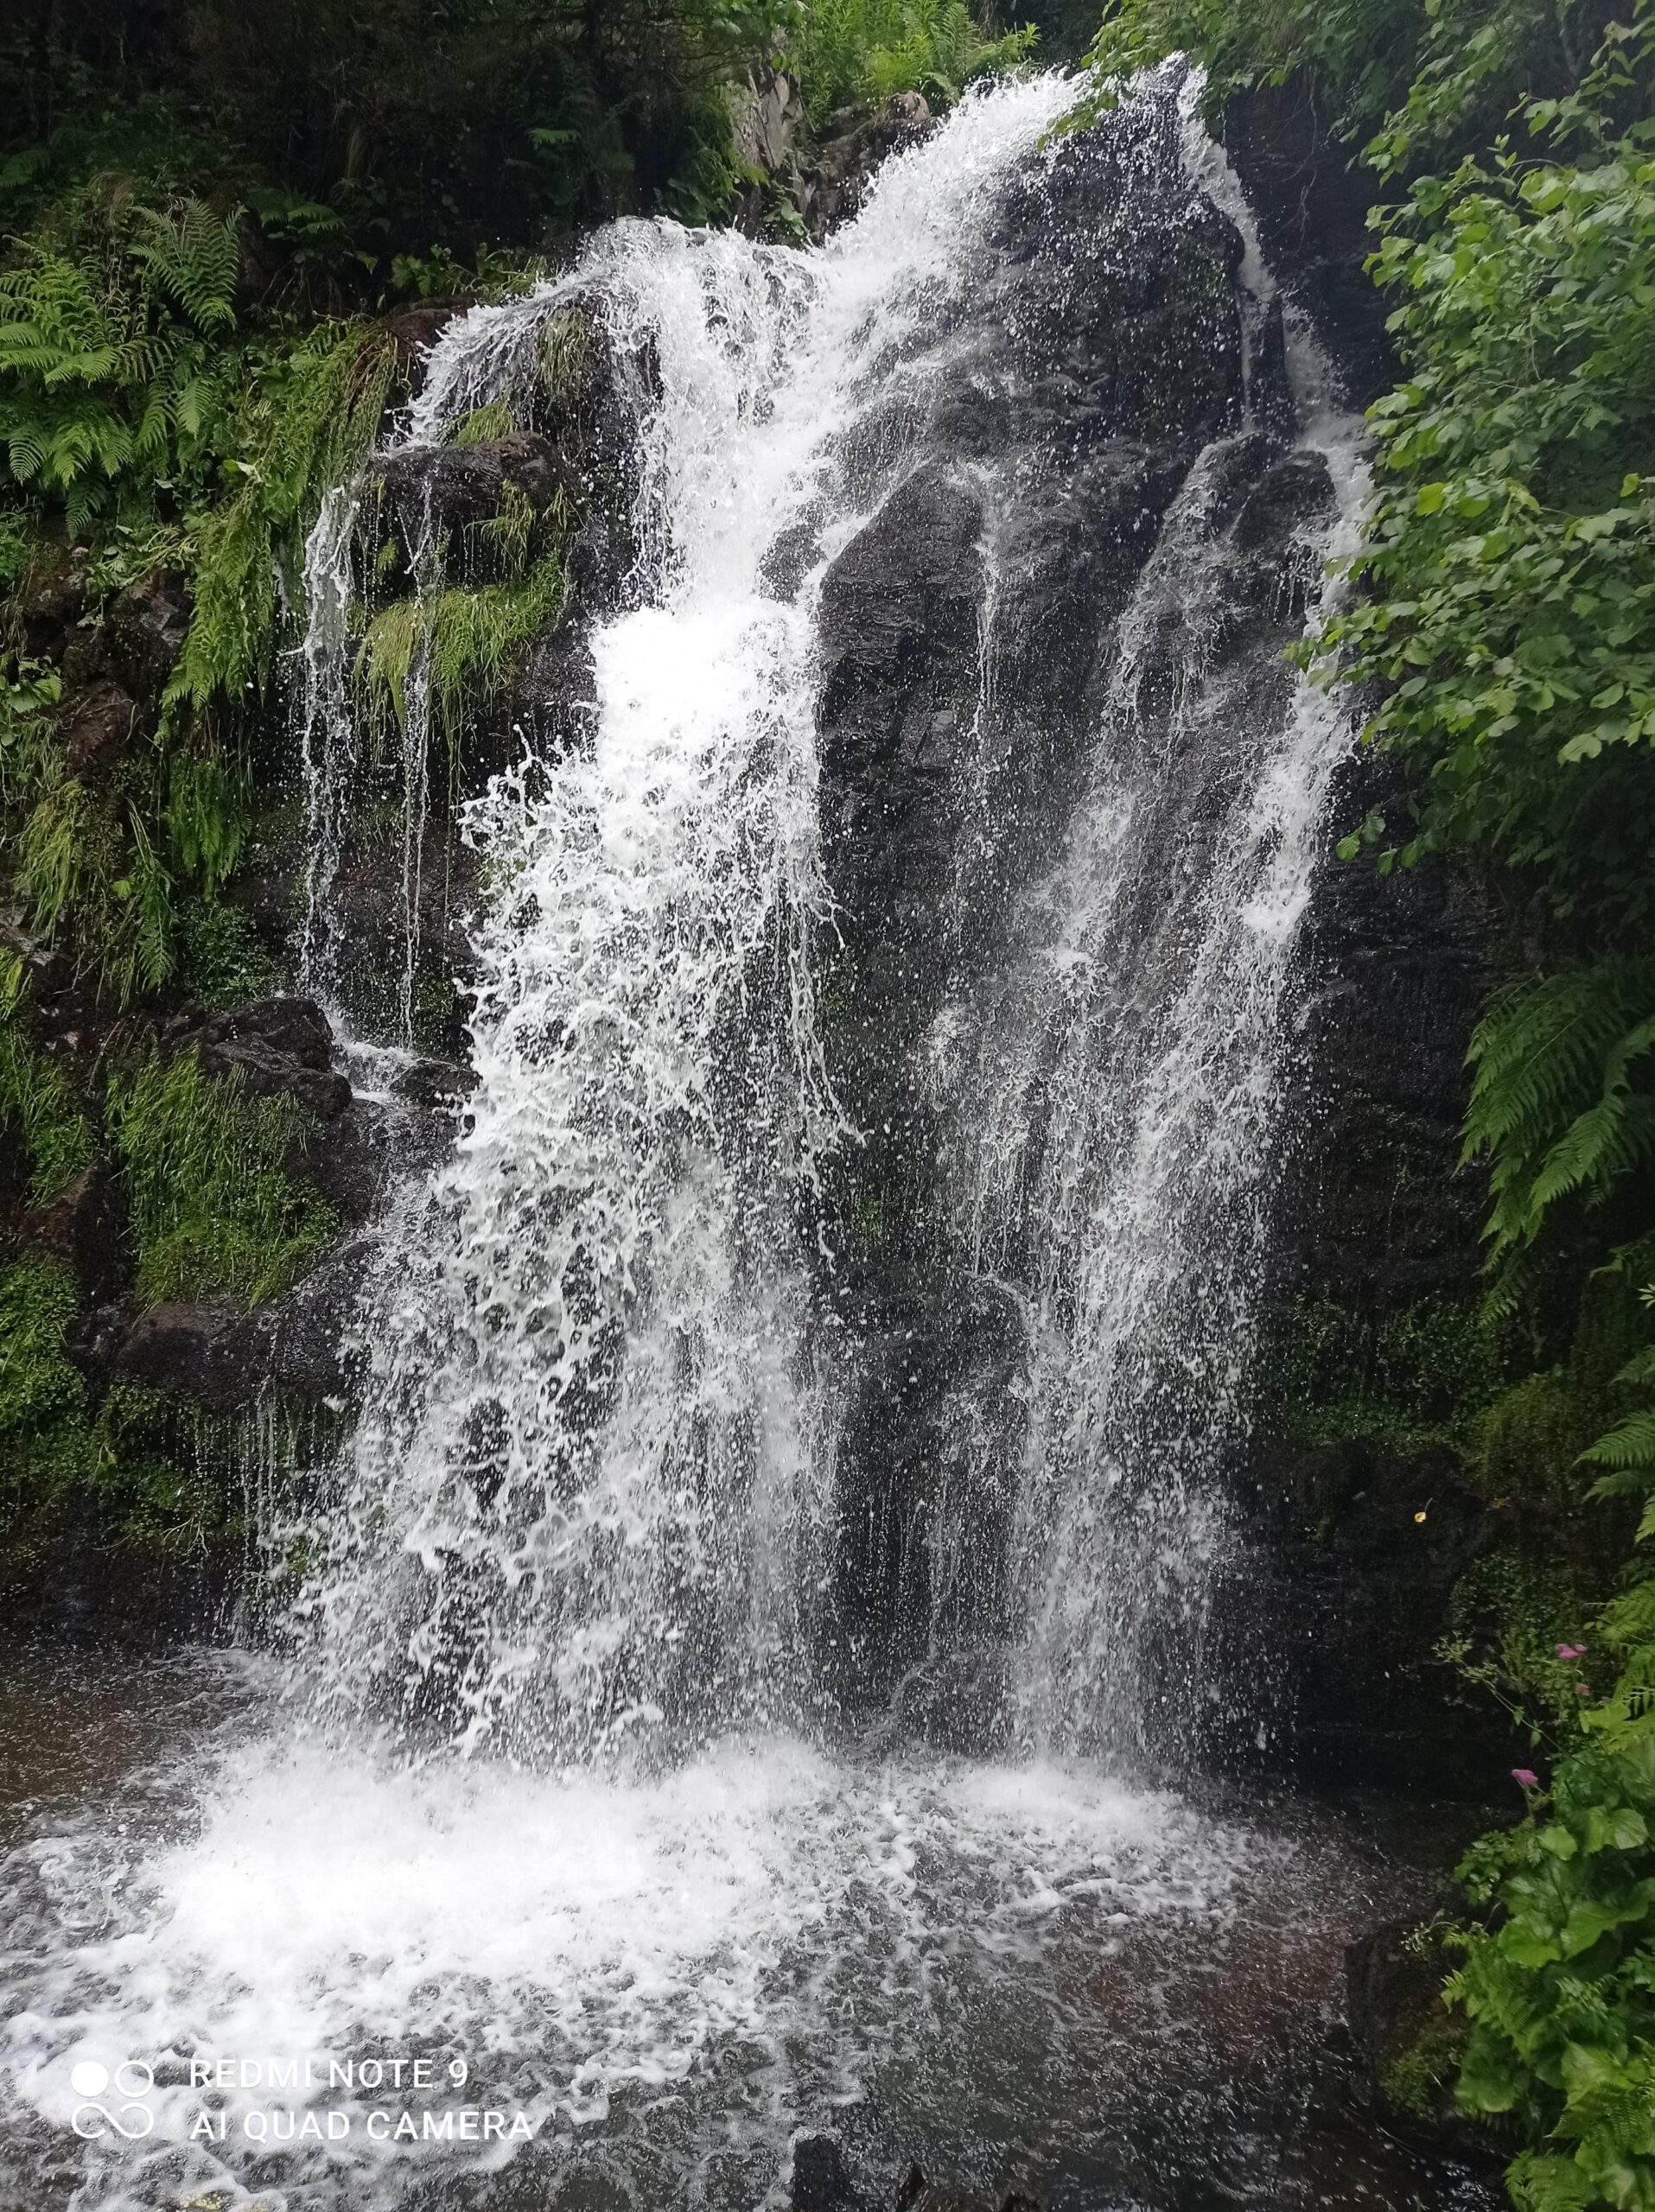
[0,1017,93,1202]
[172,897,274,1005]
[0,191,240,534]
[0,1256,92,1490]
[105,1046,334,1306]
[1465,968,1655,1286]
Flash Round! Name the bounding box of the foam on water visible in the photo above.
[2,1672,1268,2209]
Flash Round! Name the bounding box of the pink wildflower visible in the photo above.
[1556,1643,1587,1662]
[1512,1768,1540,1789]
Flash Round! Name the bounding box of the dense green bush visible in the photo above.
[794,0,1038,123]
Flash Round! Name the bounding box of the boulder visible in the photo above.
[116,1299,258,1411]
[169,995,352,1123]
[382,299,474,397]
[369,432,582,559]
[729,64,799,173]
[391,1056,479,1109]
[800,93,935,240]
[305,1096,394,1223]
[113,1236,372,1414]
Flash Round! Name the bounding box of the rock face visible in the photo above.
[800,92,936,239]
[808,84,1356,1713]
[1213,87,1499,1791]
[369,432,582,567]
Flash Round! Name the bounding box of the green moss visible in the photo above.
[105,1046,334,1307]
[0,1016,93,1203]
[453,398,519,446]
[357,552,566,751]
[1264,1294,1506,1455]
[0,1257,93,1488]
[0,1262,241,1570]
[1474,1372,1601,1510]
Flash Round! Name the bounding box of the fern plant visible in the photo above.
[1465,963,1655,1287]
[0,191,241,534]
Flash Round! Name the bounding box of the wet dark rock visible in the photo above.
[58,681,137,781]
[1220,79,1397,405]
[897,2171,1043,2212]
[170,995,352,1123]
[310,830,480,1052]
[305,1097,394,1224]
[15,532,88,655]
[891,1646,1012,1752]
[245,1237,372,1406]
[791,2134,869,2211]
[23,1166,128,1304]
[103,571,192,703]
[117,1299,258,1411]
[383,299,474,396]
[391,1057,479,1109]
[113,1236,371,1414]
[1234,447,1336,551]
[813,89,1320,1711]
[1246,1440,1511,1792]
[370,431,582,556]
[1282,798,1490,1313]
[800,92,935,239]
[60,623,111,689]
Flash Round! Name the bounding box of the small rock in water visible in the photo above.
[791,2133,866,2209]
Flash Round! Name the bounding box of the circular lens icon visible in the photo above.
[114,2061,154,2098]
[69,2063,109,2099]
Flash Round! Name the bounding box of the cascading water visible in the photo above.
[924,118,1368,1763]
[296,73,1085,1764]
[0,71,1499,2212]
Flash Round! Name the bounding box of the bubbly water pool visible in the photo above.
[0,1644,1499,2212]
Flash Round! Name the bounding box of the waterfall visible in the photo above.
[919,103,1365,1764]
[288,62,1367,1773]
[0,75,1438,2212]
[296,74,1082,1764]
